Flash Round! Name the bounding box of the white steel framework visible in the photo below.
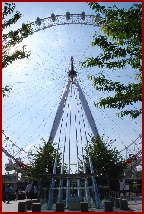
[49,56,99,144]
[30,13,100,33]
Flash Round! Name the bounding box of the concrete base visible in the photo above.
[110,197,116,207]
[68,201,81,211]
[32,203,41,212]
[114,198,120,208]
[27,200,33,210]
[18,202,27,212]
[56,203,64,212]
[80,202,88,212]
[104,201,113,212]
[120,199,128,210]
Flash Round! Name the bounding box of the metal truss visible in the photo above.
[30,13,99,33]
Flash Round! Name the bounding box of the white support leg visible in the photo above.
[75,81,99,137]
[49,81,71,144]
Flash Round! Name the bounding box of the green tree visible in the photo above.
[2,2,32,97]
[27,138,62,179]
[81,3,142,119]
[133,183,142,191]
[135,169,142,179]
[82,136,126,183]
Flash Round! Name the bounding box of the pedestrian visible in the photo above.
[25,181,32,199]
[30,184,34,200]
[5,184,12,204]
[34,185,38,199]
[2,184,6,203]
[15,188,18,201]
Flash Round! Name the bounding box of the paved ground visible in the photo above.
[127,200,142,212]
[2,199,142,212]
[2,200,27,212]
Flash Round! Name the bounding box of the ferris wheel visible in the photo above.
[2,11,142,209]
[2,130,36,174]
[3,12,141,176]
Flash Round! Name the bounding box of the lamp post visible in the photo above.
[125,146,128,160]
[133,180,137,202]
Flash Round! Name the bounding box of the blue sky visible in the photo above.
[2,2,142,174]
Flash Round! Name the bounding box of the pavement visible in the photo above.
[127,200,142,212]
[2,200,27,212]
[2,199,142,212]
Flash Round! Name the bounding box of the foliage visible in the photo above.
[135,169,142,179]
[2,85,12,97]
[27,138,62,179]
[81,3,142,119]
[2,2,32,96]
[133,183,142,191]
[82,136,126,182]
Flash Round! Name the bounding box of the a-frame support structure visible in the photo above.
[49,56,99,144]
[47,57,101,210]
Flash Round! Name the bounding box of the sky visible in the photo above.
[2,2,142,175]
